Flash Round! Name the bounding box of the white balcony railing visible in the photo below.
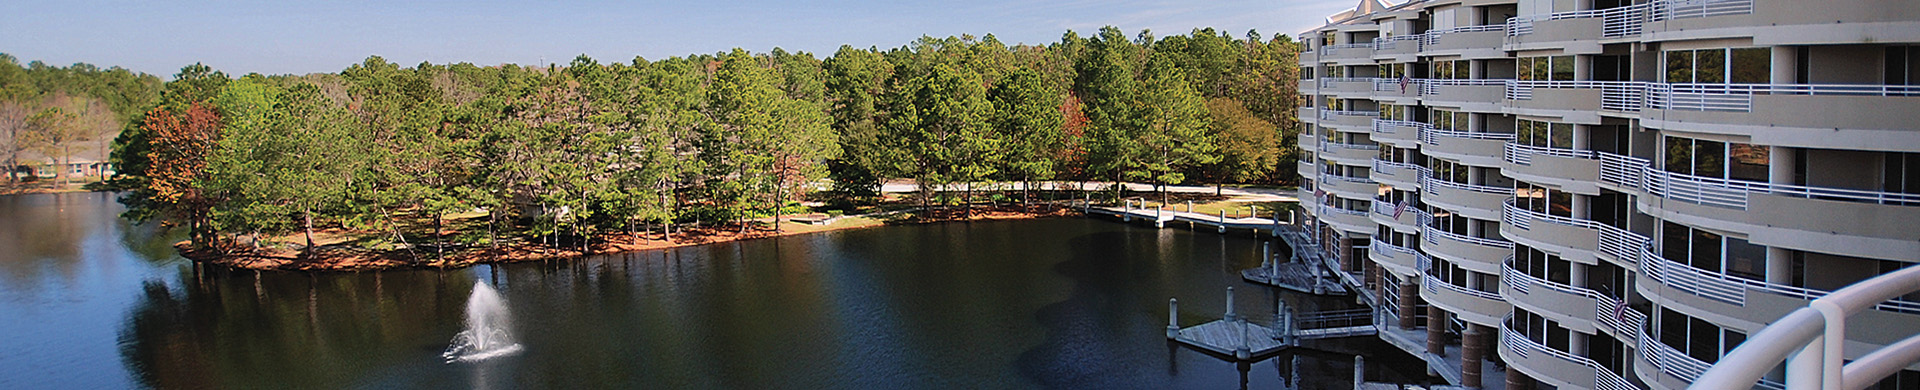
[1647,0,1754,22]
[1504,142,1598,166]
[1502,262,1647,339]
[1420,24,1505,47]
[1422,175,1511,197]
[1320,140,1381,152]
[1418,78,1506,97]
[1647,83,1920,112]
[1418,124,1517,146]
[1506,80,1648,112]
[1502,321,1640,390]
[1317,109,1381,121]
[1421,223,1515,250]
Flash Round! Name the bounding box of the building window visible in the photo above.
[1661,221,1767,282]
[1430,60,1469,80]
[1514,244,1574,285]
[1429,158,1471,186]
[1428,108,1468,131]
[1514,180,1574,218]
[1885,46,1920,86]
[1666,48,1770,83]
[1518,55,1575,81]
[1664,136,1770,182]
[1517,119,1575,149]
[1884,152,1920,195]
[1379,103,1405,121]
[1657,307,1748,364]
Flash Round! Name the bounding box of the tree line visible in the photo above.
[0,54,164,184]
[45,27,1303,256]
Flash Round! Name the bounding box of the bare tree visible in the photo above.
[0,100,26,184]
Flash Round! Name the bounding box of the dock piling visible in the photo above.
[1168,298,1180,338]
[1225,286,1237,322]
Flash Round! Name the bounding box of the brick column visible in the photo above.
[1426,306,1446,356]
[1507,369,1535,390]
[1462,323,1492,388]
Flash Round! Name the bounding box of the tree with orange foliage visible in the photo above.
[139,103,222,247]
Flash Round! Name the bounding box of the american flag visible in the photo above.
[1313,188,1326,199]
[1392,199,1408,219]
[1399,74,1410,94]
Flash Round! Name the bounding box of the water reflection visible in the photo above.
[1,193,1433,389]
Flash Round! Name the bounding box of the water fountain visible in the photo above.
[443,281,523,363]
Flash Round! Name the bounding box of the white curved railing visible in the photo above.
[1506,80,1649,112]
[1647,83,1920,112]
[1597,150,1920,209]
[1320,140,1381,152]
[1695,265,1920,390]
[1502,262,1648,339]
[1371,237,1417,256]
[1641,247,1920,314]
[1419,124,1517,146]
[1501,322,1640,390]
[1422,175,1511,200]
[1502,198,1603,233]
[1372,119,1429,136]
[1418,78,1507,97]
[1371,34,1423,51]
[1421,223,1515,250]
[1504,142,1598,166]
[1318,109,1381,121]
[1319,77,1377,89]
[1420,24,1506,47]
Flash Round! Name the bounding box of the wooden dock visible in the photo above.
[1084,200,1290,235]
[1166,288,1377,362]
[1242,260,1350,296]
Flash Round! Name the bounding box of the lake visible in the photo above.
[0,192,1427,389]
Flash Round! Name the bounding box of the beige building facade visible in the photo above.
[1294,0,1920,388]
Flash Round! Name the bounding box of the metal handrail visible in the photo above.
[1647,0,1753,22]
[1318,109,1381,121]
[1371,237,1416,255]
[1504,142,1598,166]
[1640,246,1920,314]
[1501,320,1640,390]
[1423,175,1509,196]
[1320,140,1382,151]
[1422,269,1504,301]
[1421,24,1505,47]
[1419,123,1517,146]
[1421,223,1515,250]
[1695,265,1920,390]
[1502,262,1647,339]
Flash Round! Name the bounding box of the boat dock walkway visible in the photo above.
[1167,287,1377,362]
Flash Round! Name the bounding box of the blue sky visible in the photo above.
[0,0,1351,78]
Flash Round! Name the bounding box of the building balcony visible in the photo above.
[1503,262,1650,342]
[1417,25,1506,59]
[1317,109,1378,130]
[1369,119,1423,147]
[1370,199,1423,229]
[1503,5,1648,53]
[1421,79,1507,110]
[1318,43,1375,65]
[1318,140,1379,165]
[1641,0,1920,44]
[1500,199,1602,262]
[1643,83,1920,135]
[1297,77,1317,94]
[1370,35,1421,62]
[1421,176,1510,221]
[1636,247,1920,342]
[1499,322,1638,390]
[1420,225,1511,275]
[1620,159,1920,261]
[1370,159,1424,190]
[1317,204,1376,234]
[1318,173,1376,198]
[1297,160,1315,180]
[1418,125,1513,167]
[1370,238,1421,276]
[1635,327,1786,390]
[1298,106,1317,125]
[1369,78,1422,103]
[1502,143,1602,195]
[1419,272,1510,326]
[1507,80,1647,121]
[1319,77,1376,98]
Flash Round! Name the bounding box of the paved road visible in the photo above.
[873,181,1299,202]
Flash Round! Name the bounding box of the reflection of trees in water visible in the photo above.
[118,268,472,389]
[0,193,108,290]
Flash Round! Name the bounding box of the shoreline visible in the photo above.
[180,206,1081,272]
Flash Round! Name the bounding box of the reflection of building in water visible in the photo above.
[1294,0,1920,388]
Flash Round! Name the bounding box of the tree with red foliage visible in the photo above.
[141,103,222,247]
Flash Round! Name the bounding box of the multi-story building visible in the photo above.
[1293,0,1920,389]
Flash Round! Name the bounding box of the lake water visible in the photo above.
[0,192,1428,389]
